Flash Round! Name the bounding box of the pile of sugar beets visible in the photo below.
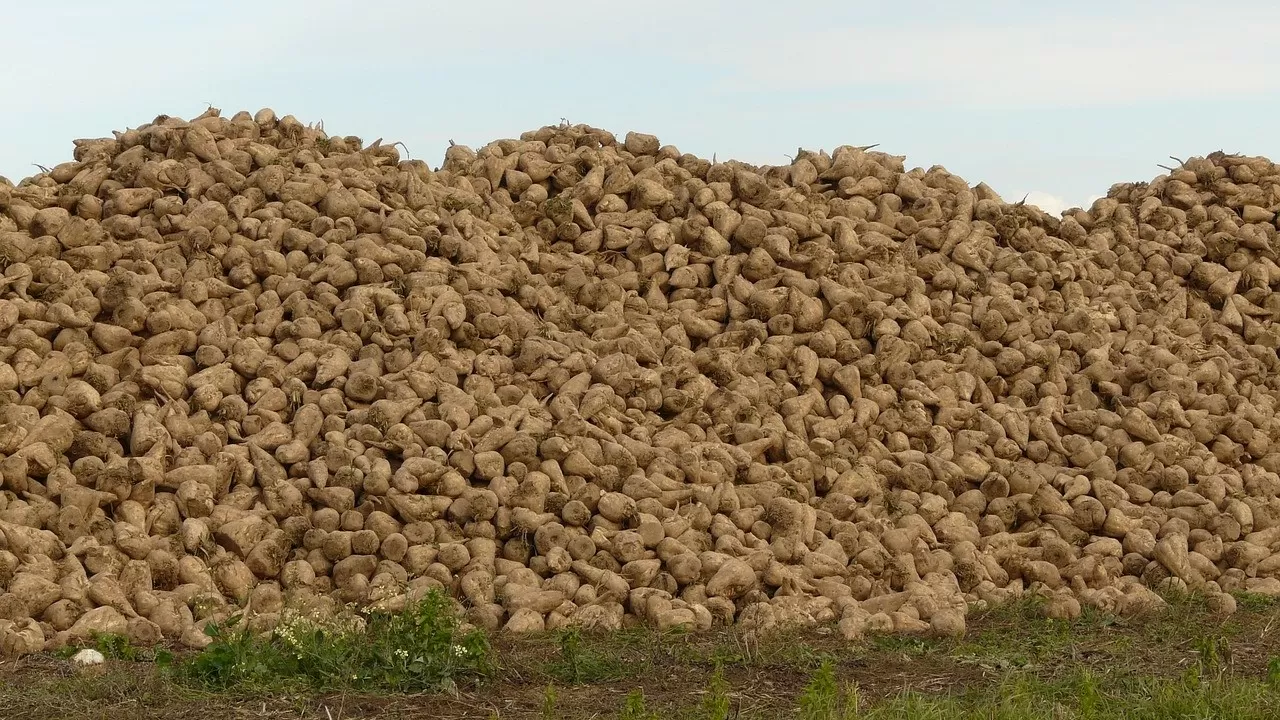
[0,107,1278,656]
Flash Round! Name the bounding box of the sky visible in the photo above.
[3,1,1279,216]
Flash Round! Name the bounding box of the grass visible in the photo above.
[544,627,633,684]
[617,689,661,720]
[3,589,1279,719]
[174,591,490,693]
[851,670,1280,720]
[797,660,860,720]
[699,664,733,720]
[53,632,172,665]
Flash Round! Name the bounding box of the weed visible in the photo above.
[174,591,489,693]
[91,632,141,662]
[55,632,170,665]
[868,634,933,658]
[700,663,732,720]
[1156,585,1210,614]
[1235,592,1280,613]
[686,630,828,673]
[557,627,584,682]
[1193,634,1231,680]
[1129,673,1277,720]
[618,689,659,720]
[971,595,1049,623]
[541,684,558,720]
[546,627,629,684]
[1073,669,1104,719]
[13,595,1280,719]
[797,659,860,720]
[704,642,749,668]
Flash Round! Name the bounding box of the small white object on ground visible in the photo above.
[72,649,106,666]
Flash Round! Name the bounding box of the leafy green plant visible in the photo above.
[1074,669,1104,719]
[798,659,860,720]
[558,627,583,681]
[1192,635,1231,680]
[619,689,659,720]
[541,683,559,720]
[868,634,932,658]
[700,663,732,720]
[175,591,489,693]
[92,632,141,662]
[546,627,629,684]
[1234,591,1280,613]
[55,632,171,665]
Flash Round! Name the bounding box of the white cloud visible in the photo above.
[1020,192,1075,216]
[1017,192,1110,216]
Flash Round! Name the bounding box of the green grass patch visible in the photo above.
[867,633,936,659]
[561,662,1280,720]
[1234,592,1280,613]
[541,683,560,720]
[618,689,662,720]
[952,599,1132,671]
[699,663,733,720]
[173,591,489,693]
[545,627,634,684]
[54,632,172,665]
[645,624,844,673]
[7,589,1280,720]
[797,659,861,720]
[779,666,1279,720]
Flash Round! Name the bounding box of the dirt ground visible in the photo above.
[3,595,1279,720]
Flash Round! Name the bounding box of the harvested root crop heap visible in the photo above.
[0,108,1279,656]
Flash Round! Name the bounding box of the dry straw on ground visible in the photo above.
[0,108,1278,655]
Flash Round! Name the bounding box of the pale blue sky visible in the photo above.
[3,0,1278,214]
